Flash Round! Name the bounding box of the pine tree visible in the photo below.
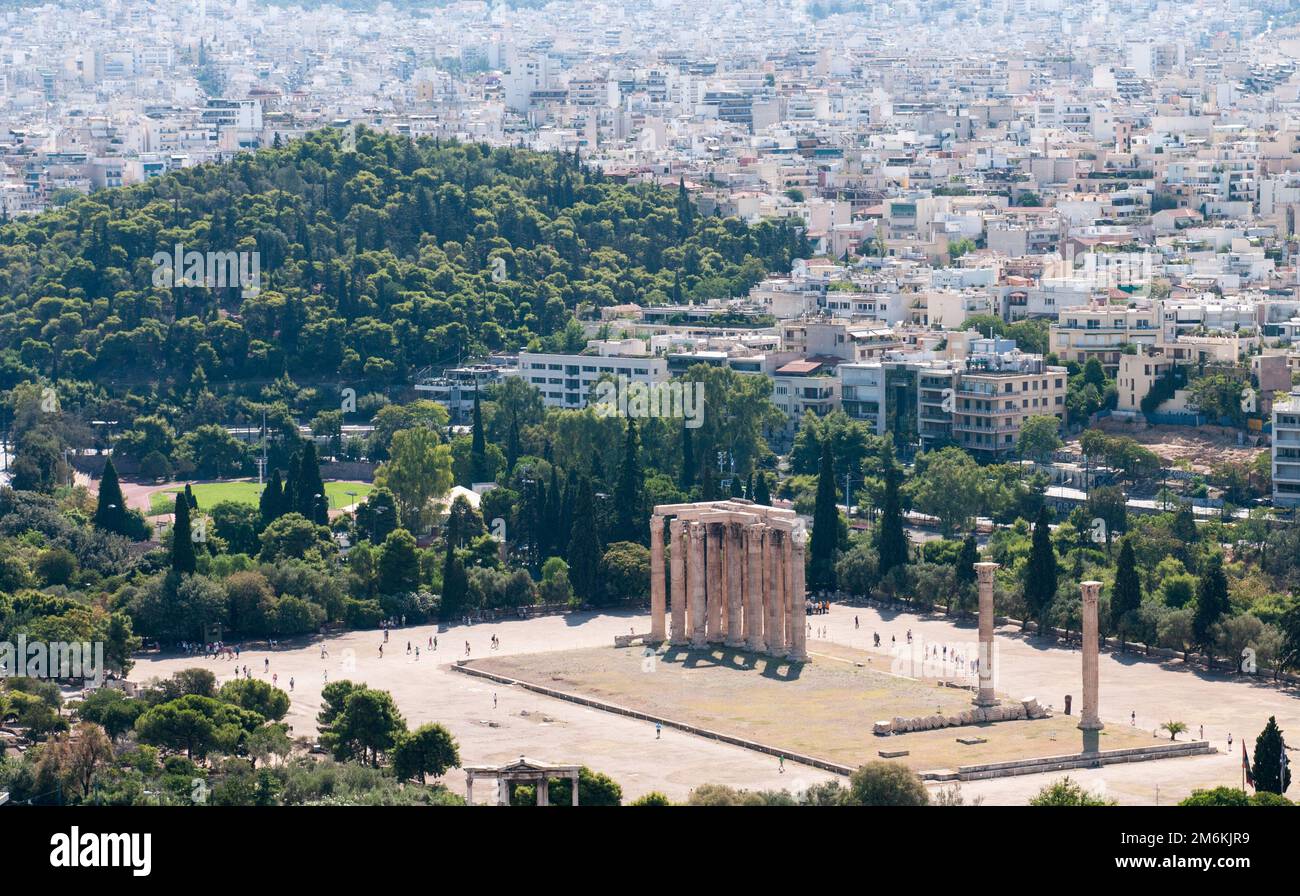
[1111,537,1142,650]
[567,477,603,605]
[93,456,130,536]
[680,424,696,492]
[171,493,197,574]
[876,442,908,578]
[1023,506,1057,635]
[613,419,644,544]
[260,469,284,526]
[753,471,771,506]
[1194,553,1231,658]
[745,472,754,501]
[1251,716,1291,795]
[808,440,840,592]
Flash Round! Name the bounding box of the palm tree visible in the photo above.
[1160,721,1188,741]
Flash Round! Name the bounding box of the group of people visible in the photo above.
[805,600,831,615]
[179,641,240,660]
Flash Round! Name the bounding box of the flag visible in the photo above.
[1282,738,1289,793]
[1243,741,1254,789]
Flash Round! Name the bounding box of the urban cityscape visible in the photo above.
[0,0,1297,866]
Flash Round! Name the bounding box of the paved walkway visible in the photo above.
[129,600,1300,805]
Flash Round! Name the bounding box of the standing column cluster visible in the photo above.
[649,501,807,662]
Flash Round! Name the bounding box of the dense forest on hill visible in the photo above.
[0,130,805,414]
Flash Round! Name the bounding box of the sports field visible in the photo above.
[146,480,372,515]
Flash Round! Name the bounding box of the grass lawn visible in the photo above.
[148,480,372,516]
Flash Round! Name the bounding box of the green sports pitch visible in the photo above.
[148,480,372,516]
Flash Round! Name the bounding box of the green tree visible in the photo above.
[1029,776,1116,806]
[377,528,420,595]
[876,442,909,578]
[1023,506,1057,634]
[1110,537,1142,650]
[374,427,453,531]
[567,476,603,605]
[393,723,460,784]
[171,493,197,574]
[1193,553,1231,659]
[93,456,134,538]
[1016,415,1062,463]
[613,418,644,544]
[1251,716,1291,795]
[808,439,840,592]
[843,761,929,806]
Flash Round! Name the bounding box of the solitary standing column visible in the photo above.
[768,531,787,657]
[725,523,744,648]
[689,523,707,648]
[669,518,687,645]
[706,523,724,643]
[974,561,1000,707]
[649,515,666,643]
[536,778,549,806]
[744,525,765,651]
[1079,580,1105,753]
[787,529,809,661]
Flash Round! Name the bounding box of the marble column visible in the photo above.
[536,778,549,806]
[688,522,707,648]
[1079,580,1104,753]
[744,524,765,652]
[669,518,687,645]
[649,515,666,642]
[706,523,724,643]
[570,775,580,806]
[974,561,1000,707]
[767,531,787,657]
[725,523,744,648]
[466,776,474,805]
[787,530,809,661]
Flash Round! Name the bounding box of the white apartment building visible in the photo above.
[1272,394,1300,508]
[512,342,667,409]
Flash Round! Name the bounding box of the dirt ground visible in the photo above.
[1067,418,1266,475]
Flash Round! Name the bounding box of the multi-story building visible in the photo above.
[1050,303,1159,374]
[511,341,667,410]
[1272,393,1300,508]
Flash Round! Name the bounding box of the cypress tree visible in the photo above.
[567,476,603,605]
[260,469,284,526]
[1251,716,1291,795]
[184,482,197,509]
[613,419,644,544]
[1194,553,1231,658]
[808,439,840,591]
[94,456,130,536]
[956,533,978,587]
[1111,537,1142,650]
[680,424,696,492]
[171,493,197,574]
[1023,506,1057,635]
[470,390,491,483]
[753,471,771,506]
[440,548,468,620]
[506,410,520,472]
[294,442,326,521]
[876,442,908,577]
[729,474,743,498]
[745,472,754,501]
